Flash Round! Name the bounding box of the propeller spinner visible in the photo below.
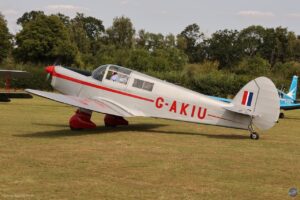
[45,65,55,81]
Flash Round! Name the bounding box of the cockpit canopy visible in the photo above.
[92,64,132,84]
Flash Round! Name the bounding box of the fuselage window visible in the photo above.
[132,78,154,91]
[132,79,143,88]
[143,81,154,91]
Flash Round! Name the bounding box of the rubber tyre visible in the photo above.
[250,132,259,140]
[279,112,285,119]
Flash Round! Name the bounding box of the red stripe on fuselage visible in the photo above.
[53,71,154,102]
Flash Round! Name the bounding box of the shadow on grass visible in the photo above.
[284,117,300,121]
[32,122,70,128]
[14,123,249,140]
[158,131,249,140]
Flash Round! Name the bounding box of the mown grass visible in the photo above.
[0,96,299,200]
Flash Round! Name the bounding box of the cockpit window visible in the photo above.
[105,65,131,85]
[92,65,108,81]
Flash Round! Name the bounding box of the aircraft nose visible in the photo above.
[45,65,55,74]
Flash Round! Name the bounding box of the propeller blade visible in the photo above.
[46,73,51,81]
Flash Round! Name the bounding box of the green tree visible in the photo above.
[238,25,265,57]
[164,34,176,48]
[136,29,148,48]
[273,61,300,81]
[70,13,105,54]
[126,48,153,71]
[234,56,271,76]
[274,27,294,64]
[106,16,135,48]
[73,13,104,41]
[16,10,45,26]
[178,23,205,63]
[14,14,78,65]
[136,30,175,50]
[70,18,90,54]
[206,29,242,69]
[291,37,300,62]
[0,13,12,63]
[259,27,296,67]
[55,13,71,26]
[143,32,165,50]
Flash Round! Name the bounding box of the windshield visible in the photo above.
[91,65,108,81]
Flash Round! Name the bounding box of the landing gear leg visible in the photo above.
[248,119,259,140]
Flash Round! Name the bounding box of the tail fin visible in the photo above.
[287,75,298,100]
[229,77,280,130]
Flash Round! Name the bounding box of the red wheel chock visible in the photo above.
[104,114,128,127]
[69,110,96,130]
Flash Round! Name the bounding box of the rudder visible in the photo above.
[232,77,280,130]
[288,75,298,100]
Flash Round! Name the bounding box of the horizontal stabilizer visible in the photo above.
[225,106,260,117]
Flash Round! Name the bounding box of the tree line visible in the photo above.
[0,11,300,97]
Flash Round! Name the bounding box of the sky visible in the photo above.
[1,0,300,36]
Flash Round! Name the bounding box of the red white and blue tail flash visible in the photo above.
[241,91,253,106]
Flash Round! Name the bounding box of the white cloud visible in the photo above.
[2,9,18,16]
[45,4,88,13]
[160,10,168,15]
[287,13,300,18]
[237,10,275,18]
[120,0,129,5]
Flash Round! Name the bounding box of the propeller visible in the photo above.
[45,58,61,81]
[46,72,51,81]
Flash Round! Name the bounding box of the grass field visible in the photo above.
[0,97,299,200]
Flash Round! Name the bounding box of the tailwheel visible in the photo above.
[248,119,259,140]
[250,132,259,140]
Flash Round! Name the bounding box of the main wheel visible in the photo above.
[250,132,259,140]
[279,112,285,118]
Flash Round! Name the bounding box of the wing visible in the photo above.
[25,89,133,117]
[280,103,300,110]
[0,70,31,78]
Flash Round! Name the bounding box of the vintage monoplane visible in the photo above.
[26,64,280,140]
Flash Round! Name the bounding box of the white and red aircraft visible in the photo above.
[26,64,280,140]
